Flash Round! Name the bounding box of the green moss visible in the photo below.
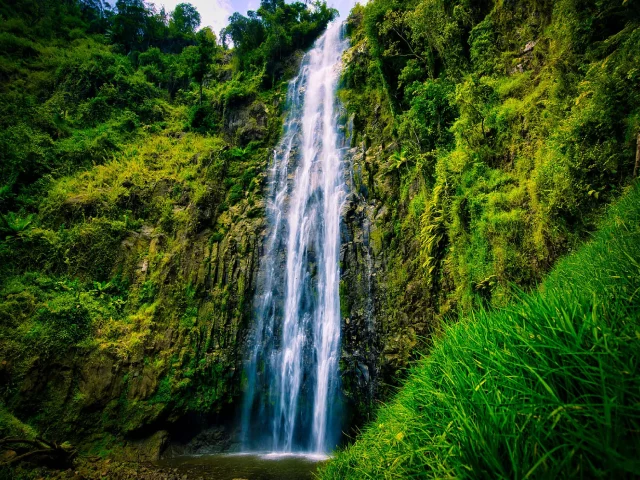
[340,0,640,320]
[0,404,38,439]
[322,178,640,480]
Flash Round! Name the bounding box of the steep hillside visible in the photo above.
[0,0,335,462]
[325,177,640,479]
[337,0,640,423]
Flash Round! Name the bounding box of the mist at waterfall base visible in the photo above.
[241,20,349,455]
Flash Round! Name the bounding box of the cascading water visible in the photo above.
[241,21,348,454]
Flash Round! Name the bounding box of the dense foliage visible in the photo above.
[221,0,337,84]
[0,0,336,216]
[337,0,640,349]
[0,0,334,455]
[326,0,640,476]
[0,0,208,214]
[323,181,640,479]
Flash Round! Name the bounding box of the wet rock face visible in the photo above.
[0,109,283,457]
[339,141,434,429]
[121,430,170,462]
[79,356,120,407]
[111,210,263,431]
[224,100,269,145]
[164,425,234,457]
[339,183,380,424]
[5,200,265,452]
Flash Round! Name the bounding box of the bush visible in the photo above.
[187,103,216,132]
[322,183,640,479]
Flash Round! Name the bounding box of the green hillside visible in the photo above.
[323,181,640,478]
[326,0,640,476]
[0,0,639,477]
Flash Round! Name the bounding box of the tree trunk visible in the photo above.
[634,132,640,178]
[0,437,76,468]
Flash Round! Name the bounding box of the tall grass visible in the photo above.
[321,183,640,479]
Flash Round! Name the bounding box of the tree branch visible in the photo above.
[390,26,426,63]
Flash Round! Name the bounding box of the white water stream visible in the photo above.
[241,21,348,454]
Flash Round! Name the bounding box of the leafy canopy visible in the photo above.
[222,0,337,83]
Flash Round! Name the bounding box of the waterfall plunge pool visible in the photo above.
[156,452,329,480]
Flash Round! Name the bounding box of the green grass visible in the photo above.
[321,182,640,479]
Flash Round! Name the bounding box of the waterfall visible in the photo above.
[241,21,348,454]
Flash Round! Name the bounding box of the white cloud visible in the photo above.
[151,0,362,40]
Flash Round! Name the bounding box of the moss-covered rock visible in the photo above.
[0,87,285,456]
[336,0,640,430]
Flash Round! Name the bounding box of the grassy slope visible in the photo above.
[322,182,640,478]
[334,0,640,427]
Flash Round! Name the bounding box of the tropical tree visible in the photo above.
[169,2,200,49]
[187,27,217,104]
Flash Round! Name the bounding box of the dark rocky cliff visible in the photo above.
[339,135,433,428]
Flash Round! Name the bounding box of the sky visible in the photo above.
[154,0,359,38]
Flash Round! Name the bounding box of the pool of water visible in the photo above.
[157,452,329,480]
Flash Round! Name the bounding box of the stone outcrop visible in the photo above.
[338,137,433,429]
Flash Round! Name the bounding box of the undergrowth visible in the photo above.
[322,182,640,478]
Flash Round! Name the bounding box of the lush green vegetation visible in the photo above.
[332,0,640,473]
[337,0,640,392]
[345,0,639,306]
[222,0,336,85]
[323,180,640,479]
[1,0,639,476]
[0,0,335,210]
[0,0,334,455]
